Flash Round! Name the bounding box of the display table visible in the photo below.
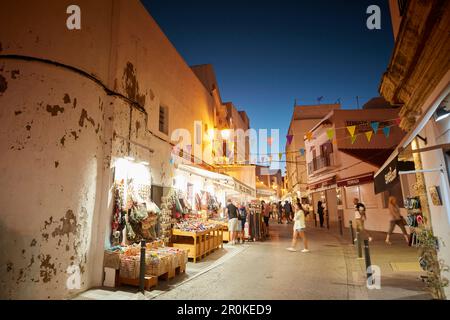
[208,220,229,242]
[171,226,223,263]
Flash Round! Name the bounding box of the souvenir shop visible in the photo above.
[103,156,191,289]
[374,90,450,298]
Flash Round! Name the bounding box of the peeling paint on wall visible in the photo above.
[46,104,64,116]
[39,254,56,283]
[51,210,77,239]
[0,74,8,94]
[122,62,146,107]
[79,109,95,128]
[63,94,71,104]
[11,70,20,79]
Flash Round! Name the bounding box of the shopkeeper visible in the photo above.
[225,199,239,245]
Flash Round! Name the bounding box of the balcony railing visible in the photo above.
[307,153,334,174]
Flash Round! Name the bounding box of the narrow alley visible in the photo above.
[76,220,429,300]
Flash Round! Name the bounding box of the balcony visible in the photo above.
[307,153,335,175]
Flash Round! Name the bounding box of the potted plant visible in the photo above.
[416,227,449,300]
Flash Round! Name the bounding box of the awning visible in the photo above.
[233,178,256,197]
[375,84,450,179]
[337,173,374,187]
[308,176,336,190]
[374,156,415,194]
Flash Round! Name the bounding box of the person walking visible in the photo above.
[225,199,239,245]
[287,203,309,252]
[385,196,409,245]
[353,198,372,242]
[284,201,292,223]
[263,201,271,237]
[277,201,283,224]
[238,203,247,243]
[317,201,325,228]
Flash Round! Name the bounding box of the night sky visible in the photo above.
[142,0,394,172]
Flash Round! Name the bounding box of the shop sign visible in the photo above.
[337,173,374,187]
[374,156,415,194]
[308,176,336,190]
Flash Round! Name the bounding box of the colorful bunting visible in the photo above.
[326,129,335,140]
[306,132,313,141]
[286,135,294,145]
[371,122,379,134]
[395,118,401,125]
[347,126,356,137]
[383,126,391,138]
[299,148,305,156]
[267,137,273,146]
[279,153,283,161]
[351,135,357,144]
[365,131,373,142]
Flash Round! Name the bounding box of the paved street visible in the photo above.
[76,220,429,300]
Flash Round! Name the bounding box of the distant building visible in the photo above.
[285,103,341,198]
[305,106,405,231]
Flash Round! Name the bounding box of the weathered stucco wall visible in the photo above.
[0,0,225,299]
[0,60,111,299]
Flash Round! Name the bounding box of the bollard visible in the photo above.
[364,239,372,279]
[349,221,355,244]
[139,240,146,293]
[356,231,363,259]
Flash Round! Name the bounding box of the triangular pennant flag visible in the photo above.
[267,137,273,146]
[347,126,356,137]
[351,135,357,144]
[279,153,282,161]
[326,129,334,140]
[365,131,373,142]
[383,126,391,138]
[286,135,294,145]
[371,122,379,134]
[169,158,174,165]
[394,118,401,125]
[299,148,305,156]
[306,132,313,141]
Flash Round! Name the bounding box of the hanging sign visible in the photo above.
[326,129,334,140]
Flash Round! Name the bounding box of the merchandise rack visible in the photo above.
[171,226,223,263]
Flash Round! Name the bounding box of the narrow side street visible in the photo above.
[76,220,429,300]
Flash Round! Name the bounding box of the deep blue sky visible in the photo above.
[142,0,394,172]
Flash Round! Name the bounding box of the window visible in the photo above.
[159,106,169,135]
[345,183,378,209]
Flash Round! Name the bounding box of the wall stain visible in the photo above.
[122,62,146,107]
[26,125,31,131]
[46,104,64,116]
[135,121,141,138]
[54,161,59,168]
[39,254,56,283]
[42,233,49,242]
[73,98,77,109]
[71,131,79,140]
[6,262,13,272]
[43,217,53,230]
[30,239,37,247]
[15,111,22,115]
[79,109,95,128]
[51,210,77,239]
[60,135,66,146]
[63,94,71,104]
[0,74,8,94]
[11,70,20,79]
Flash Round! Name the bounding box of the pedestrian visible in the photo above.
[238,202,248,244]
[353,198,372,242]
[277,201,283,224]
[317,201,325,228]
[385,196,409,245]
[263,201,271,237]
[284,201,292,223]
[225,199,239,245]
[287,203,309,252]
